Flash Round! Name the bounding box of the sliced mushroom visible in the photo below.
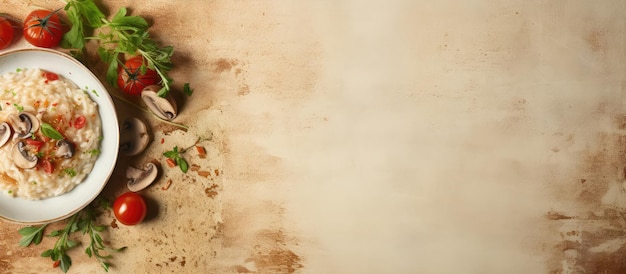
[141,85,178,121]
[126,162,158,192]
[120,117,150,156]
[11,112,40,139]
[12,141,37,169]
[0,122,12,148]
[55,140,75,158]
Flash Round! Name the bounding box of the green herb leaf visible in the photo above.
[13,103,23,112]
[40,123,64,140]
[60,253,72,273]
[18,225,47,247]
[163,150,177,158]
[183,82,194,96]
[176,157,189,173]
[41,249,53,257]
[48,229,62,237]
[63,168,77,177]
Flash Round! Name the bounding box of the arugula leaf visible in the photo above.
[40,123,64,140]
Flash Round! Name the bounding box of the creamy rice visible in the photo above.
[0,68,101,200]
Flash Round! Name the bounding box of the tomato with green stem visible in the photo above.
[117,57,160,96]
[0,16,14,50]
[113,192,147,226]
[23,9,64,48]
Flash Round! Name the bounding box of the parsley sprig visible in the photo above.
[62,0,175,97]
[18,199,124,273]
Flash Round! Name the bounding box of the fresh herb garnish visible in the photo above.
[18,224,48,247]
[63,0,175,97]
[62,168,77,177]
[40,123,64,140]
[85,148,100,156]
[13,103,23,112]
[163,137,209,173]
[19,200,125,273]
[163,146,189,173]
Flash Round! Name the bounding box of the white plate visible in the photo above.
[0,48,119,224]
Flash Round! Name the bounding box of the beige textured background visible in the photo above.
[1,0,626,273]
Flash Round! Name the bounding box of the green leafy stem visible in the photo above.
[18,199,125,273]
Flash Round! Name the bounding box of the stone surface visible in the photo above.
[1,0,626,273]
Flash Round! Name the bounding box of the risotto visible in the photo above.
[0,68,101,200]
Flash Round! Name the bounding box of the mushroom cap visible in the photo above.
[127,162,158,192]
[13,112,40,139]
[55,140,76,159]
[12,141,37,169]
[141,85,178,121]
[0,122,12,148]
[120,117,150,156]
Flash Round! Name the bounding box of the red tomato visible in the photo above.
[23,10,64,48]
[117,57,160,96]
[42,71,58,81]
[165,158,176,168]
[113,192,147,226]
[73,115,86,129]
[0,16,14,50]
[41,159,53,174]
[25,139,45,152]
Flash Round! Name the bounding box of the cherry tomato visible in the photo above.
[23,9,64,48]
[0,16,14,50]
[113,192,147,226]
[73,115,86,129]
[117,57,160,96]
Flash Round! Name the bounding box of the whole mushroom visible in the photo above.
[120,117,150,156]
[141,85,177,121]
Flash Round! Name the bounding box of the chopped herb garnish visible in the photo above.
[15,68,21,72]
[91,89,99,97]
[13,103,23,112]
[63,168,77,177]
[85,149,100,156]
